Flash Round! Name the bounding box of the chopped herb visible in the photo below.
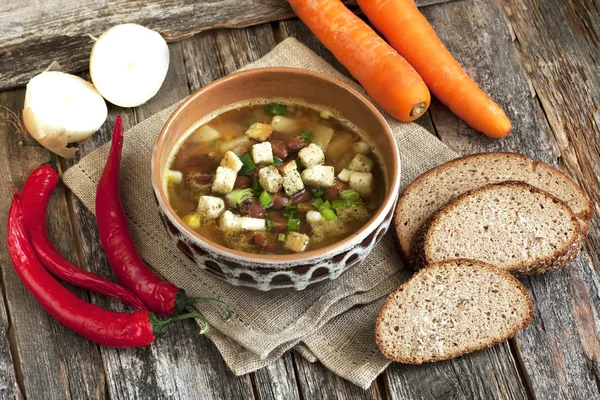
[282,205,299,218]
[287,219,301,231]
[309,187,324,198]
[252,178,262,197]
[265,214,273,232]
[273,156,283,167]
[340,189,360,200]
[265,104,286,116]
[278,233,286,242]
[238,153,256,175]
[312,198,324,208]
[259,190,273,208]
[209,139,217,147]
[225,189,254,207]
[321,209,337,221]
[300,130,313,142]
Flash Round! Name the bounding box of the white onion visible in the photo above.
[23,71,108,158]
[90,24,170,107]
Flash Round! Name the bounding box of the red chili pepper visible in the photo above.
[6,191,208,348]
[20,158,147,311]
[96,116,231,317]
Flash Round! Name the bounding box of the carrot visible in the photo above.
[287,0,430,122]
[357,0,512,138]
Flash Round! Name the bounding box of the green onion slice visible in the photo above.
[252,178,262,197]
[321,209,337,221]
[259,190,273,208]
[300,130,313,142]
[265,214,273,232]
[265,104,286,116]
[287,219,301,231]
[311,198,324,208]
[282,205,299,219]
[318,201,331,212]
[209,139,217,147]
[273,156,283,167]
[340,190,360,200]
[278,233,286,242]
[309,187,324,198]
[225,189,254,207]
[238,153,256,175]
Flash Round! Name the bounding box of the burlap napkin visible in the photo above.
[62,38,457,389]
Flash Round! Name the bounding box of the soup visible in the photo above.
[166,101,385,254]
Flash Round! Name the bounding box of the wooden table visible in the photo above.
[1,0,599,399]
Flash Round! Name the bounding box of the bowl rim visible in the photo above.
[152,66,400,264]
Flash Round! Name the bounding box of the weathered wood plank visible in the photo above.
[292,352,382,399]
[62,42,255,400]
[251,353,300,400]
[384,343,528,400]
[0,0,455,90]
[0,281,21,399]
[0,90,106,399]
[278,16,531,399]
[420,0,600,398]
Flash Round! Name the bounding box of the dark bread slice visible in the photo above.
[375,259,533,364]
[395,152,592,261]
[411,182,582,275]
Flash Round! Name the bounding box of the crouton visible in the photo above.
[211,167,237,194]
[219,210,243,232]
[220,151,244,173]
[283,170,305,196]
[165,169,183,185]
[348,154,374,172]
[301,165,335,188]
[251,142,274,165]
[298,143,325,168]
[259,166,283,193]
[280,160,297,175]
[245,122,273,142]
[336,205,371,222]
[348,172,373,197]
[337,168,352,183]
[284,232,310,252]
[310,219,350,243]
[197,196,225,219]
[353,141,371,155]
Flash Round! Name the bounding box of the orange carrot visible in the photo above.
[357,0,512,138]
[287,0,430,122]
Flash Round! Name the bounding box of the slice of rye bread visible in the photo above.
[411,182,583,276]
[395,152,592,261]
[375,259,533,364]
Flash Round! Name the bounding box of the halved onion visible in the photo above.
[23,71,108,158]
[90,24,170,107]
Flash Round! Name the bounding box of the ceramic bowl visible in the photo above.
[152,67,400,291]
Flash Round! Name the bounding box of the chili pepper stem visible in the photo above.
[150,312,209,336]
[175,291,233,320]
[19,140,58,169]
[19,140,42,147]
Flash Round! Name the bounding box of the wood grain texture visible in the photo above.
[251,353,300,400]
[0,0,453,91]
[61,43,255,400]
[0,281,21,399]
[278,15,531,398]
[0,90,106,400]
[420,0,600,398]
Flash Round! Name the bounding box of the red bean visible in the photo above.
[323,181,349,201]
[269,213,287,233]
[286,137,308,151]
[269,140,289,160]
[254,233,266,247]
[298,202,316,213]
[290,189,312,204]
[234,176,252,189]
[271,193,290,210]
[193,173,213,185]
[239,199,265,218]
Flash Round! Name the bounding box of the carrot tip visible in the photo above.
[410,102,428,119]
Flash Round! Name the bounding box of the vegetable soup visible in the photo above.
[166,101,385,254]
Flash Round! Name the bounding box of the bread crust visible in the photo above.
[375,259,534,364]
[394,152,592,261]
[411,181,581,276]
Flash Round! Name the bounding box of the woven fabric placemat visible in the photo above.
[62,38,457,388]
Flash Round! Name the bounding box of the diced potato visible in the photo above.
[282,170,305,196]
[353,141,371,155]
[306,210,323,226]
[284,232,310,253]
[220,151,243,173]
[165,169,183,185]
[301,165,335,188]
[347,154,374,172]
[219,210,242,232]
[211,166,237,194]
[259,166,283,193]
[326,132,354,160]
[298,143,325,168]
[220,136,253,153]
[187,124,221,144]
[280,160,297,175]
[348,172,373,197]
[182,213,201,229]
[251,142,274,165]
[337,168,352,183]
[271,116,301,136]
[197,196,225,219]
[245,122,273,142]
[312,124,334,151]
[319,110,330,119]
[240,217,266,231]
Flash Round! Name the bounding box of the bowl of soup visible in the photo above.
[152,67,400,291]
